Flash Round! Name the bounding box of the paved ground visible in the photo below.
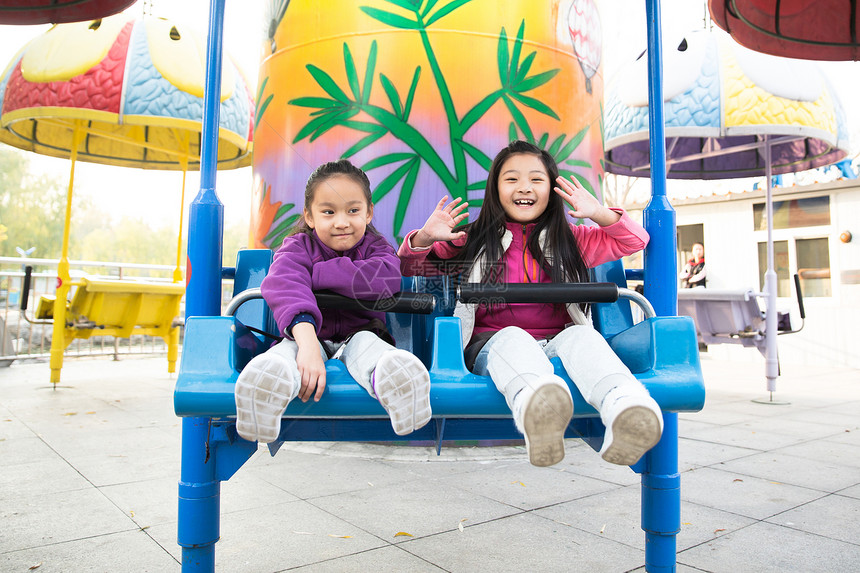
[1,352,859,572]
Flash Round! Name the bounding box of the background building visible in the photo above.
[665,176,860,369]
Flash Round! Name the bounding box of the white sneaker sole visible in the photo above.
[374,350,432,436]
[234,353,296,444]
[522,384,573,467]
[600,405,662,466]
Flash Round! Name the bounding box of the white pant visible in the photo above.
[472,325,639,412]
[265,330,394,399]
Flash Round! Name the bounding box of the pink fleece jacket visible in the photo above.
[398,209,649,341]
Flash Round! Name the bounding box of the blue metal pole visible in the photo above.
[642,414,680,572]
[178,417,220,571]
[186,0,225,320]
[642,1,680,571]
[643,0,677,318]
[179,1,226,571]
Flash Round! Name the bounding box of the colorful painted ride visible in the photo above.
[0,0,135,25]
[709,0,860,61]
[251,0,605,248]
[0,13,254,383]
[604,27,846,396]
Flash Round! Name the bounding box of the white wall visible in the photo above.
[673,181,860,369]
[677,199,760,290]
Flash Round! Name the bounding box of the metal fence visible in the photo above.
[0,256,231,366]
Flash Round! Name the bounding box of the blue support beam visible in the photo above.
[178,417,219,571]
[179,0,226,570]
[643,0,677,318]
[185,0,225,320]
[641,2,681,571]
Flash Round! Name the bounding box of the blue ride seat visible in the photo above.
[174,248,705,573]
[175,249,703,445]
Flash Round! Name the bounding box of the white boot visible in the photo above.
[512,375,573,467]
[234,350,298,444]
[598,385,663,466]
[373,349,432,436]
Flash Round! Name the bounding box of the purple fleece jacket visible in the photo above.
[261,230,401,342]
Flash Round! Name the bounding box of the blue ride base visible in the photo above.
[174,250,705,572]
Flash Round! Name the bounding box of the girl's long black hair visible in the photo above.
[436,140,590,294]
[292,159,380,236]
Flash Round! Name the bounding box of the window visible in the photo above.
[796,237,831,297]
[753,196,830,231]
[757,241,791,297]
[757,237,831,298]
[754,194,832,298]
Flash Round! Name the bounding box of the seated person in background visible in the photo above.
[680,242,706,288]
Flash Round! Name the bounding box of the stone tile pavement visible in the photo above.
[1,353,858,572]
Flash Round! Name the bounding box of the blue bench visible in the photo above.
[174,249,705,572]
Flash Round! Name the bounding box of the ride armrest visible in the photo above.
[609,316,705,413]
[174,316,268,417]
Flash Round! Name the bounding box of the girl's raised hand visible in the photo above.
[555,175,621,226]
[412,196,468,248]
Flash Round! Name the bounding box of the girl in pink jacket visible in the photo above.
[399,140,662,468]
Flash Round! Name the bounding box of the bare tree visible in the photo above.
[602,172,646,209]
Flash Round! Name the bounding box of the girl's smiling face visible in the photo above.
[497,152,551,224]
[303,175,373,252]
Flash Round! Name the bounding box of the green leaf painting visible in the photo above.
[285,0,596,237]
[255,76,274,130]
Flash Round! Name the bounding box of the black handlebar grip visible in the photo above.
[457,282,619,304]
[793,274,806,319]
[314,291,436,314]
[20,266,32,311]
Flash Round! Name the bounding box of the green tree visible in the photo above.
[2,147,253,274]
[0,148,68,259]
[77,216,177,265]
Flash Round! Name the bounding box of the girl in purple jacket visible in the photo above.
[235,160,431,444]
[399,141,662,468]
